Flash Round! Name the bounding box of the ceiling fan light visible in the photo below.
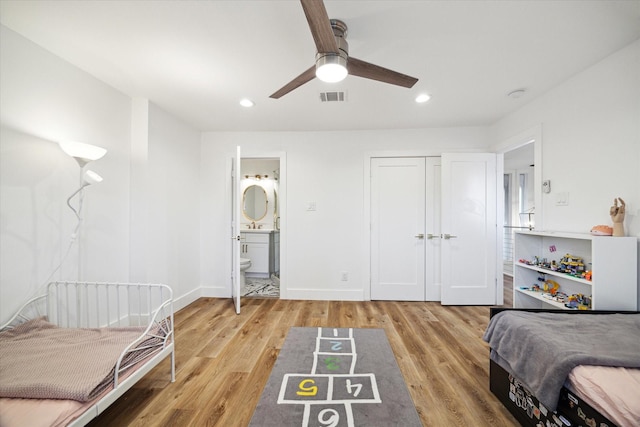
[316,54,348,83]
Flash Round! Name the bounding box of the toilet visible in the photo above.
[240,258,252,294]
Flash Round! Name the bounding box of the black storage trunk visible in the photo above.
[489,360,617,427]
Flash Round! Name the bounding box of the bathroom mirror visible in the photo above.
[243,185,268,221]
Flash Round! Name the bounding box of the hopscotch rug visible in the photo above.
[249,327,422,426]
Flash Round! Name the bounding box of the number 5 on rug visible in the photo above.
[296,379,318,396]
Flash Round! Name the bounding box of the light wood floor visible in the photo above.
[88,280,517,427]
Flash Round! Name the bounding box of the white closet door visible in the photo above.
[441,153,497,305]
[371,157,426,301]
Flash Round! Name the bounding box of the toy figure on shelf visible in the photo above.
[566,295,579,309]
[565,293,592,309]
[559,254,585,276]
[554,292,568,303]
[610,197,626,237]
[543,279,560,296]
[582,271,592,281]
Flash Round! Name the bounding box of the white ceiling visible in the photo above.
[1,1,639,132]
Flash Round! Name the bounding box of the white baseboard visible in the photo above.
[284,288,364,301]
[200,286,231,298]
[171,286,365,310]
[172,287,201,312]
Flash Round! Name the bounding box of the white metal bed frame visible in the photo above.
[0,281,175,427]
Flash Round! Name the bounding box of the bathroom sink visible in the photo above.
[242,228,273,233]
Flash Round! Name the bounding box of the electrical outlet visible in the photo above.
[340,272,349,281]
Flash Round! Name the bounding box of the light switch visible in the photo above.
[555,192,569,206]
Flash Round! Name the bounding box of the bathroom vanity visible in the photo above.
[240,230,279,278]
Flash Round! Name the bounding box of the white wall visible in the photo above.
[5,20,635,314]
[491,39,640,306]
[0,26,131,323]
[145,102,202,308]
[0,26,203,323]
[128,99,202,309]
[200,128,489,300]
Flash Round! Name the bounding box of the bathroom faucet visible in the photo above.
[251,221,256,229]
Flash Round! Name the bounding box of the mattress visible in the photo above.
[0,395,99,427]
[566,365,640,427]
[0,355,150,427]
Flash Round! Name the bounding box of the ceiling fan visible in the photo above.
[270,0,418,99]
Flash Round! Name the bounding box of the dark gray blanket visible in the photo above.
[483,311,640,411]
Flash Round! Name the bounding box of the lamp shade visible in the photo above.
[83,170,103,185]
[59,141,107,167]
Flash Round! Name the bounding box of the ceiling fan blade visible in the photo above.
[269,65,317,99]
[348,57,418,88]
[300,0,339,53]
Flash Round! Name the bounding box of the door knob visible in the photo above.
[427,234,441,239]
[443,233,458,239]
[415,233,425,239]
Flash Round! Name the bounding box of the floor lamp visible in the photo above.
[57,140,107,281]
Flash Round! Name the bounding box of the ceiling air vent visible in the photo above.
[319,91,347,102]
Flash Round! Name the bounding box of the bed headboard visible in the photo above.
[1,281,173,330]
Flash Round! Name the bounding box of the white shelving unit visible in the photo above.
[513,230,637,310]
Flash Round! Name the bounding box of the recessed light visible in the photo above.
[415,93,431,104]
[240,98,255,108]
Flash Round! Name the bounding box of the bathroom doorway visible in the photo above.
[499,125,541,278]
[239,157,282,298]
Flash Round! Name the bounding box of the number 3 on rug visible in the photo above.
[296,379,318,396]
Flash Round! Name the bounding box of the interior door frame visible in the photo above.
[493,125,542,305]
[232,146,241,313]
[363,150,442,301]
[233,150,287,299]
[494,125,542,230]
